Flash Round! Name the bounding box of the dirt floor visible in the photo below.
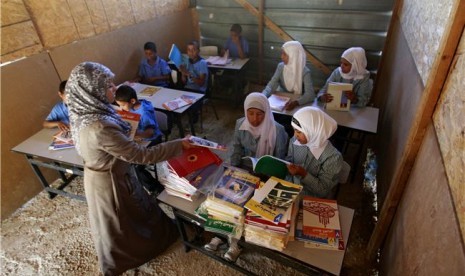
[1,88,379,275]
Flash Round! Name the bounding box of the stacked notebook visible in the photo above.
[243,176,302,251]
[158,147,223,201]
[196,166,260,239]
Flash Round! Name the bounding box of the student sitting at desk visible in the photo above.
[43,80,70,131]
[262,40,316,111]
[286,107,342,198]
[221,23,249,59]
[133,42,171,87]
[66,61,194,276]
[115,85,162,146]
[230,92,288,167]
[317,47,373,107]
[179,40,209,93]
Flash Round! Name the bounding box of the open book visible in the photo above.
[49,130,74,150]
[205,50,231,66]
[243,155,290,179]
[188,136,227,151]
[117,110,141,140]
[139,86,161,97]
[268,94,291,111]
[162,94,196,111]
[325,82,353,111]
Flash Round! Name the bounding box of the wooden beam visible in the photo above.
[367,0,465,258]
[234,0,331,75]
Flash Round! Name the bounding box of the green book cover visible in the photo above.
[244,155,290,179]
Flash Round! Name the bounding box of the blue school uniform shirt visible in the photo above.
[224,37,249,58]
[184,58,209,93]
[46,101,69,125]
[132,99,162,142]
[138,57,171,87]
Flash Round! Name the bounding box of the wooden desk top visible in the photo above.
[206,57,250,70]
[157,190,354,276]
[12,128,84,167]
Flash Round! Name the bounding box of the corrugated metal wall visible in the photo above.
[197,0,394,88]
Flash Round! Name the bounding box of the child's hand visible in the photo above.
[181,135,198,150]
[344,90,357,103]
[57,122,70,131]
[284,100,299,111]
[179,65,189,76]
[287,163,307,178]
[319,93,333,103]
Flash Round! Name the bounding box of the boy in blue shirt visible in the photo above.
[134,42,171,87]
[115,85,162,146]
[180,40,209,93]
[221,24,249,59]
[43,80,70,131]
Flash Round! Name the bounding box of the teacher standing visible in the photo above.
[66,62,192,275]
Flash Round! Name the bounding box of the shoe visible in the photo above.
[204,237,224,251]
[223,244,242,262]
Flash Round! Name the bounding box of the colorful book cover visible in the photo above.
[162,94,196,111]
[245,176,302,224]
[325,82,353,111]
[167,147,222,178]
[117,110,141,140]
[49,138,74,151]
[188,136,227,151]
[214,167,260,207]
[243,155,290,179]
[53,130,73,144]
[139,86,161,97]
[301,196,344,248]
[168,44,183,69]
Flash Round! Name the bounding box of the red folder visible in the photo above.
[168,147,222,177]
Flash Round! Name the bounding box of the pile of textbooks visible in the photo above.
[195,166,260,239]
[295,196,345,251]
[158,147,223,201]
[243,176,302,251]
[49,130,74,151]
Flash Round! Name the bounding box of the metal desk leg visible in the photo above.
[173,113,185,138]
[173,210,192,252]
[26,155,56,199]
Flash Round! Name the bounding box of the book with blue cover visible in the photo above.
[169,44,186,69]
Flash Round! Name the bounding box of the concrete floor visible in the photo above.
[1,94,378,275]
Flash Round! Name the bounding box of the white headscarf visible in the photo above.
[339,47,369,80]
[291,107,337,159]
[282,41,306,95]
[239,92,277,157]
[66,62,131,154]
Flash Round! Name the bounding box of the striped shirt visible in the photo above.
[230,117,289,167]
[286,137,342,198]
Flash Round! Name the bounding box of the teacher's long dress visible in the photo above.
[79,120,181,275]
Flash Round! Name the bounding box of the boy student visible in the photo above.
[221,24,249,59]
[43,80,70,131]
[115,85,162,146]
[134,42,171,87]
[179,40,209,93]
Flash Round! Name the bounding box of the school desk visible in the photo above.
[157,190,354,276]
[203,57,250,106]
[12,128,85,201]
[130,83,205,137]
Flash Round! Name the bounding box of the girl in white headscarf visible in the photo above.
[67,62,194,275]
[262,41,315,111]
[285,107,343,198]
[230,92,288,167]
[318,47,373,107]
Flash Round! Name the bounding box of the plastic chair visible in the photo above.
[200,46,219,57]
[155,110,171,141]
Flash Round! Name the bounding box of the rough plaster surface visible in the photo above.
[433,29,465,243]
[399,0,454,85]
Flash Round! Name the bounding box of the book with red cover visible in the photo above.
[167,147,222,178]
[117,110,141,140]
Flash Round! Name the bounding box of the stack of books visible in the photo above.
[295,196,345,251]
[158,147,223,201]
[195,166,260,239]
[243,176,302,251]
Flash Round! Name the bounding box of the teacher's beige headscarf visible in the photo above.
[282,41,306,95]
[239,92,277,157]
[291,107,337,159]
